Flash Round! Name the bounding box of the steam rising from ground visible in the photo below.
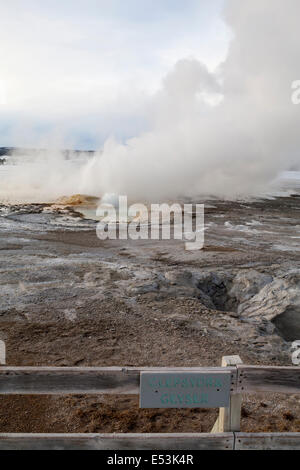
[1,0,300,203]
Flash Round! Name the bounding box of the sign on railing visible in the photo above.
[0,341,299,450]
[140,371,231,408]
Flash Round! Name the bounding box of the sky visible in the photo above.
[1,0,300,203]
[0,0,230,149]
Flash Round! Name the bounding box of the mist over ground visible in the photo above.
[1,0,300,203]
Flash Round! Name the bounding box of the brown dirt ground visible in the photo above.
[0,308,299,434]
[0,206,300,436]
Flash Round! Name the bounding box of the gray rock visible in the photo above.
[164,270,196,287]
[129,282,160,294]
[239,271,300,341]
[229,270,273,303]
[164,270,217,308]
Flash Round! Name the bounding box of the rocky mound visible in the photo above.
[55,194,99,207]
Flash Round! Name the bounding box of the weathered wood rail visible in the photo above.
[0,433,234,451]
[0,365,299,395]
[236,365,300,393]
[0,366,236,395]
[0,342,299,450]
[0,433,299,450]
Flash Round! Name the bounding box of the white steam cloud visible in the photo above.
[1,0,300,203]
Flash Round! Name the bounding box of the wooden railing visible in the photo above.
[0,341,299,450]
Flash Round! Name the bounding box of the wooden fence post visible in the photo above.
[211,355,243,433]
[0,341,5,365]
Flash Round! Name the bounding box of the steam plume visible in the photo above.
[1,0,300,203]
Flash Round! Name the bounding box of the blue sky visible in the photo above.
[0,0,230,149]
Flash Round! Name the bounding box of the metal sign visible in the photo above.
[140,371,231,408]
